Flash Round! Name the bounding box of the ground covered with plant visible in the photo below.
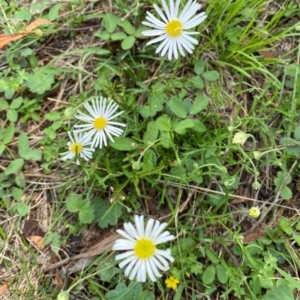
[1,0,300,299]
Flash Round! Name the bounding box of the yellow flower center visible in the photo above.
[70,143,83,154]
[94,117,107,130]
[165,19,183,37]
[134,238,155,259]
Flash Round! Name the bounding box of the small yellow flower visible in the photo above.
[249,206,260,219]
[165,277,180,290]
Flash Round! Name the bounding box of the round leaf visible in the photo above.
[189,95,209,115]
[121,36,135,50]
[167,97,187,119]
[202,265,216,285]
[202,71,220,81]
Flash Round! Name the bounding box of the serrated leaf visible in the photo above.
[78,201,94,224]
[202,71,220,81]
[97,256,120,282]
[143,121,159,143]
[66,194,83,212]
[27,70,54,94]
[5,158,24,175]
[121,36,135,50]
[189,95,209,115]
[281,186,292,200]
[3,123,14,144]
[167,97,187,119]
[202,265,215,285]
[110,137,136,151]
[93,198,122,228]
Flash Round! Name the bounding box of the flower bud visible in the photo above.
[249,206,260,218]
[232,132,248,145]
[57,291,69,300]
[252,181,261,190]
[64,107,75,118]
[253,151,262,159]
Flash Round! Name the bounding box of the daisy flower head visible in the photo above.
[142,0,207,60]
[74,97,126,149]
[113,215,175,282]
[60,131,95,165]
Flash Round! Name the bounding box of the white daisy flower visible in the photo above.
[74,97,126,149]
[142,0,207,60]
[113,215,175,282]
[60,131,95,165]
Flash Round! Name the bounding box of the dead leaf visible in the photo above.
[0,283,9,296]
[24,18,54,32]
[0,18,54,49]
[243,228,265,244]
[28,236,46,250]
[55,269,64,291]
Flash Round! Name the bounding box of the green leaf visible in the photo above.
[143,121,159,143]
[97,256,120,282]
[66,194,84,212]
[7,109,18,122]
[191,119,207,133]
[174,119,195,134]
[111,32,127,41]
[16,203,29,217]
[110,137,136,151]
[78,201,94,224]
[48,3,61,21]
[118,20,135,35]
[15,172,26,188]
[194,60,205,75]
[156,114,172,131]
[281,186,292,200]
[265,284,293,300]
[172,238,195,256]
[102,13,118,33]
[167,97,187,119]
[294,126,300,140]
[189,95,209,115]
[106,282,149,300]
[5,158,24,175]
[202,70,220,81]
[159,132,173,148]
[92,198,122,228]
[216,264,228,284]
[66,194,94,224]
[27,70,55,94]
[10,97,23,109]
[190,76,204,89]
[202,265,215,285]
[12,187,23,201]
[3,123,14,144]
[0,99,9,109]
[18,132,30,157]
[279,217,293,235]
[121,36,136,50]
[45,111,61,121]
[0,145,5,156]
[95,31,110,40]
